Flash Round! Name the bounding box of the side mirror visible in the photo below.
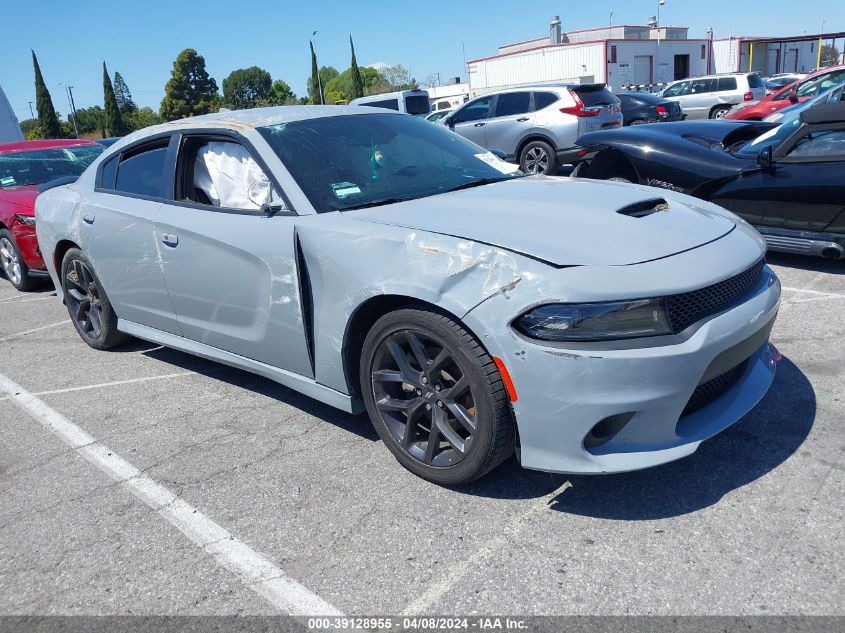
[445,116,456,128]
[757,145,773,168]
[788,89,798,103]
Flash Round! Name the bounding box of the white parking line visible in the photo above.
[0,294,56,304]
[401,481,572,615]
[0,320,68,343]
[0,371,343,616]
[782,286,845,300]
[0,371,198,402]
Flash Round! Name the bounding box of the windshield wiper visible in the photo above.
[341,197,417,210]
[440,177,514,194]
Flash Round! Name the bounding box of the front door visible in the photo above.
[449,95,493,148]
[84,136,181,335]
[712,129,845,231]
[155,134,313,377]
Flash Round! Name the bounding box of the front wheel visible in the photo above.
[519,140,558,175]
[360,308,515,485]
[0,229,38,292]
[61,248,127,350]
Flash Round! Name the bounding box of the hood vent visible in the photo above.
[616,198,669,218]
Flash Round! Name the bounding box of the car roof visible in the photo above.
[0,138,99,154]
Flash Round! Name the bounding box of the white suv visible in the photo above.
[441,84,622,174]
[659,73,766,119]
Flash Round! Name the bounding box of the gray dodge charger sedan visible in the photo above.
[35,106,781,485]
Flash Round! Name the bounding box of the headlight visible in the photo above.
[14,214,36,226]
[514,298,672,342]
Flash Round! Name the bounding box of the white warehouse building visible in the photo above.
[467,17,845,95]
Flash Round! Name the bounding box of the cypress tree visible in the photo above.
[31,51,61,139]
[308,40,323,104]
[102,62,124,136]
[350,36,364,100]
[113,72,137,114]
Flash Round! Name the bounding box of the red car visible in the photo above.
[0,139,103,290]
[727,65,845,120]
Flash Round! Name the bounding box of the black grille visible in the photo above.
[666,259,764,333]
[682,360,748,417]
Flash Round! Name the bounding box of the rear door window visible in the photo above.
[718,77,738,91]
[404,95,430,115]
[494,92,531,117]
[533,92,559,110]
[573,86,616,106]
[114,139,169,198]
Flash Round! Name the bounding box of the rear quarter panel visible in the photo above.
[34,185,84,289]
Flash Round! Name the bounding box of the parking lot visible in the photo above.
[0,254,842,616]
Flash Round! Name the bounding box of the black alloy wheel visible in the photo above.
[61,248,127,350]
[361,308,515,484]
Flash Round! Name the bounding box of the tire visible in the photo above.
[60,248,127,350]
[360,307,515,485]
[629,119,647,126]
[608,177,633,183]
[519,140,558,175]
[710,105,732,119]
[0,229,38,292]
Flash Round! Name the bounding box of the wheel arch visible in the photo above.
[515,133,558,160]
[342,294,486,401]
[582,148,641,183]
[53,239,81,277]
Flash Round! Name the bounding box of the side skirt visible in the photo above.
[117,319,362,414]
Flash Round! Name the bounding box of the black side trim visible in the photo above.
[294,231,316,375]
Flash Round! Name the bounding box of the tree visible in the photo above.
[102,62,125,137]
[113,72,137,114]
[350,36,364,99]
[820,44,841,67]
[323,66,381,102]
[160,48,219,121]
[31,51,61,139]
[125,107,163,132]
[71,106,106,134]
[222,66,272,109]
[269,80,296,105]
[378,64,417,91]
[308,40,322,104]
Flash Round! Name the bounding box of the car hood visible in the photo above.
[349,177,736,267]
[0,185,38,214]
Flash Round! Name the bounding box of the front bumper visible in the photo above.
[473,266,781,474]
[12,222,47,272]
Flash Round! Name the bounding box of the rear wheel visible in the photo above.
[61,248,127,350]
[710,105,732,119]
[519,140,558,175]
[0,229,37,292]
[360,308,515,485]
[629,119,647,126]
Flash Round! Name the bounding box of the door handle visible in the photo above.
[161,233,178,247]
[82,213,95,224]
[473,122,485,127]
[516,117,530,122]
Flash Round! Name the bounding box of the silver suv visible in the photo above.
[658,73,766,119]
[441,84,622,174]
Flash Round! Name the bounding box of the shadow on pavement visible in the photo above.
[766,252,844,275]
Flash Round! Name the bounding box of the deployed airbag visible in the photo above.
[194,142,271,210]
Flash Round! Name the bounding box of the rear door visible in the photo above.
[85,136,181,334]
[746,74,767,100]
[712,126,845,231]
[483,91,534,157]
[448,95,493,148]
[154,131,313,377]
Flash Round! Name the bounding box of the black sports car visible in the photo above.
[572,101,845,259]
[617,92,684,125]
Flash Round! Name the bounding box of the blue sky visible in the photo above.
[1,0,840,121]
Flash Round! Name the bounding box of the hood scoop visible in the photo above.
[616,198,669,218]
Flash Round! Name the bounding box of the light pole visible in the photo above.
[28,102,34,118]
[706,27,714,74]
[58,82,79,138]
[312,30,324,105]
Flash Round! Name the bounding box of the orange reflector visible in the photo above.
[493,356,518,403]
